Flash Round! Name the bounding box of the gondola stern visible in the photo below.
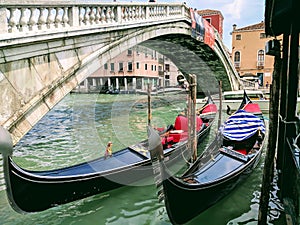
[148,125,169,203]
[0,126,13,157]
[3,158,28,214]
[147,125,164,162]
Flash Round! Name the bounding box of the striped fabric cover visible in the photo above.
[221,109,265,141]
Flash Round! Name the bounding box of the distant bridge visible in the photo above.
[0,1,245,145]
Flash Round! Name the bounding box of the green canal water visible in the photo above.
[0,93,286,224]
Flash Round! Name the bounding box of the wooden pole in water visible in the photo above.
[186,74,197,163]
[218,81,222,129]
[258,40,281,225]
[276,33,289,173]
[190,74,197,162]
[147,83,152,126]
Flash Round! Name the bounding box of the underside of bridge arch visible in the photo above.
[141,34,230,95]
[0,20,230,145]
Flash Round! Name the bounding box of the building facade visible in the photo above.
[75,45,182,93]
[197,9,224,39]
[231,21,276,88]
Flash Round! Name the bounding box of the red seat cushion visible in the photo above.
[169,131,188,143]
[201,103,217,114]
[174,115,203,131]
[161,136,174,145]
[236,149,247,155]
[174,115,188,131]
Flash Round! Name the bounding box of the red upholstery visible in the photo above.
[174,115,203,131]
[243,103,261,114]
[161,136,174,145]
[169,132,188,143]
[201,103,217,114]
[197,116,203,131]
[236,149,247,155]
[174,115,188,131]
[156,127,165,132]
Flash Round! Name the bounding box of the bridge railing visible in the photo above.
[0,1,190,45]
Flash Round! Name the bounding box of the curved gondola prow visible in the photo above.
[0,127,24,214]
[231,90,263,118]
[240,91,264,119]
[238,90,253,110]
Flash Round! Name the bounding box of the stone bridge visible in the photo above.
[0,0,243,145]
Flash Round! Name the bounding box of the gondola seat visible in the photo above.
[174,115,188,131]
[174,114,203,131]
[222,131,260,154]
[169,130,188,143]
[201,103,217,114]
[161,136,174,145]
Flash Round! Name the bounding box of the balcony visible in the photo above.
[257,61,264,69]
[234,62,240,69]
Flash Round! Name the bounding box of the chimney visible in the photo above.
[232,24,237,31]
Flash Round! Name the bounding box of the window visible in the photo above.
[151,65,154,71]
[110,63,114,72]
[165,64,170,72]
[236,34,241,40]
[128,62,133,71]
[234,51,240,67]
[104,63,108,70]
[119,62,123,71]
[136,62,140,69]
[127,49,132,56]
[260,33,266,39]
[257,50,265,66]
[145,64,148,70]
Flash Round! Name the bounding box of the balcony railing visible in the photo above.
[257,61,264,69]
[234,62,240,68]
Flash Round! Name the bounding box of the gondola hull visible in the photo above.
[152,91,266,225]
[161,139,262,224]
[3,122,212,213]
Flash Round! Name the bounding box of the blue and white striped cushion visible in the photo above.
[221,110,265,141]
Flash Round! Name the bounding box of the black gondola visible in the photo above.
[0,97,217,213]
[150,91,266,225]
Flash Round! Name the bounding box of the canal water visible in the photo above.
[0,93,286,224]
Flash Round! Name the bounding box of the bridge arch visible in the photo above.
[2,20,225,145]
[0,2,240,144]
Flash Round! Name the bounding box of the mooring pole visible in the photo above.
[258,39,281,225]
[276,33,289,173]
[190,74,197,162]
[186,74,197,163]
[218,81,222,129]
[147,83,152,126]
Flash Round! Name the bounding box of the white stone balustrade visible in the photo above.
[0,2,190,36]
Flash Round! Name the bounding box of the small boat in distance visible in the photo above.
[197,90,269,112]
[223,90,268,112]
[151,91,266,224]
[0,97,217,213]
